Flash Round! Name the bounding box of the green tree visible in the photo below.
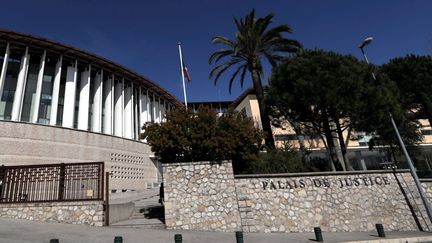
[351,68,422,163]
[209,9,302,150]
[382,55,432,126]
[267,49,421,170]
[267,49,367,170]
[142,107,263,172]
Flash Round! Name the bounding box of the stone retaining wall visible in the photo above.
[421,179,432,202]
[0,201,104,226]
[163,161,432,233]
[163,161,241,232]
[236,171,430,233]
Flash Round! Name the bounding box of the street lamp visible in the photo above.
[359,36,432,224]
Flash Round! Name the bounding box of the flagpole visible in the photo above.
[178,42,188,109]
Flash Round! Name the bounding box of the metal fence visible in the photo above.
[0,162,104,203]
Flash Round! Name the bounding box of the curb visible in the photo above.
[342,236,432,243]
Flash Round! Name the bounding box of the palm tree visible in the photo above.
[209,9,302,149]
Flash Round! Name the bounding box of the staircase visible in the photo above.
[110,189,165,229]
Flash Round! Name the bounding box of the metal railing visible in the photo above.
[0,162,104,203]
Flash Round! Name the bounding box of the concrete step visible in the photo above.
[109,189,165,228]
[110,218,165,229]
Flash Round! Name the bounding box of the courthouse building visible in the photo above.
[2,29,432,194]
[0,29,181,191]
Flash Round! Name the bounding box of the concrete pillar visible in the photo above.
[147,90,151,122]
[111,74,115,134]
[11,47,29,121]
[139,87,148,125]
[161,100,166,122]
[138,87,143,128]
[78,65,91,130]
[103,74,113,135]
[158,97,163,123]
[124,82,133,139]
[92,69,103,133]
[114,78,123,137]
[134,86,139,139]
[153,94,158,123]
[31,50,47,123]
[139,87,149,139]
[62,60,78,128]
[49,55,62,126]
[0,43,10,97]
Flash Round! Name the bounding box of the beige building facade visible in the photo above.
[230,88,432,171]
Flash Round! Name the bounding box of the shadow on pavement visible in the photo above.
[140,205,165,224]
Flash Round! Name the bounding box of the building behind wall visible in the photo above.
[193,87,432,174]
[0,29,183,192]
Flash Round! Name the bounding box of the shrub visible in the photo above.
[142,107,263,169]
[240,146,333,174]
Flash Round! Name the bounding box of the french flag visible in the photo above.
[182,59,192,82]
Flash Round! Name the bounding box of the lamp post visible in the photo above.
[359,36,432,224]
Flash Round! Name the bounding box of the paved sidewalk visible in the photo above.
[110,188,164,229]
[1,218,432,243]
[109,188,159,205]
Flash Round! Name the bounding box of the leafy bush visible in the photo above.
[240,147,332,174]
[142,107,263,170]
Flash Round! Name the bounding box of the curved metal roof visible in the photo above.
[0,29,183,107]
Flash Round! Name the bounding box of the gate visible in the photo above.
[0,162,104,203]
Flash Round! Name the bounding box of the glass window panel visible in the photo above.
[88,68,98,130]
[0,44,5,78]
[21,52,42,122]
[74,62,85,128]
[37,55,57,124]
[101,72,112,133]
[150,93,155,122]
[0,47,24,120]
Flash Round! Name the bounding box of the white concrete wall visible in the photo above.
[0,120,158,191]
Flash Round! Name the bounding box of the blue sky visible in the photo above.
[1,1,432,102]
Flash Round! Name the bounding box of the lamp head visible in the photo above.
[359,37,373,49]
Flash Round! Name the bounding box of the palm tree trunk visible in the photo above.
[251,68,275,150]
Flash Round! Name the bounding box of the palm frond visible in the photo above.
[263,52,279,67]
[209,49,235,64]
[233,16,242,32]
[262,25,293,42]
[228,65,246,94]
[209,9,302,99]
[245,9,256,30]
[239,65,248,89]
[268,38,303,48]
[257,14,274,35]
[209,59,241,85]
[211,36,235,47]
[260,38,302,55]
